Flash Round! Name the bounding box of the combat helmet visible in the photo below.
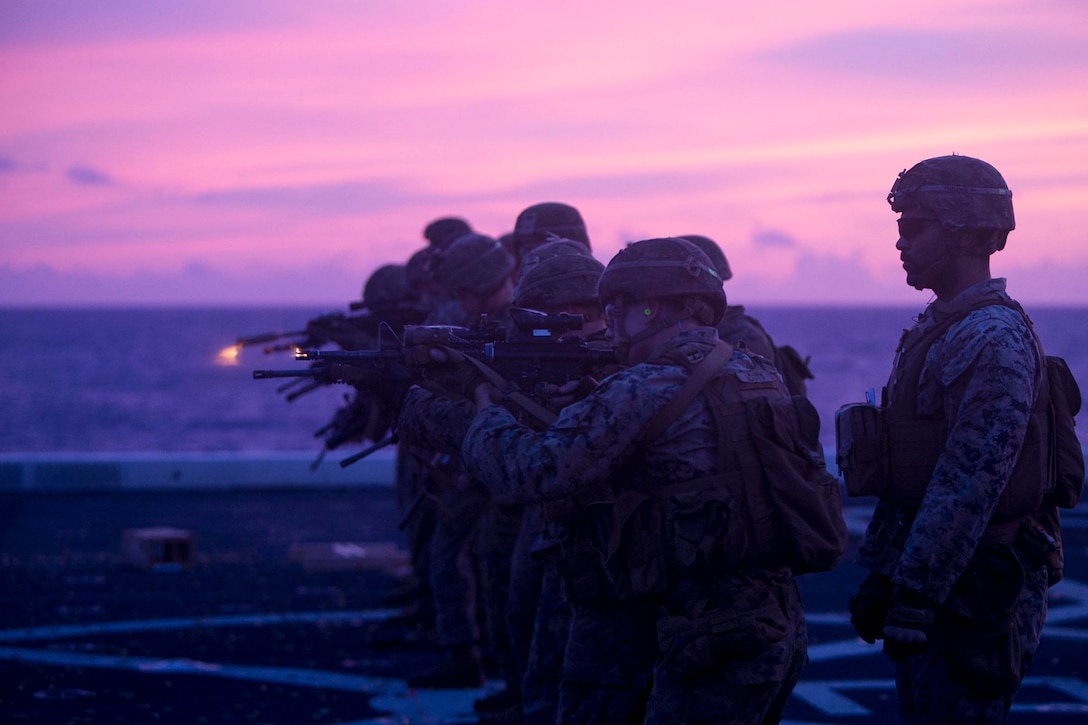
[680,235,733,282]
[887,155,1015,240]
[423,217,473,250]
[512,202,591,255]
[406,247,435,288]
[598,237,726,325]
[433,233,516,296]
[518,237,593,276]
[514,253,605,311]
[363,264,416,309]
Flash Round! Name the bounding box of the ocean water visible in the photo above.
[2,306,1087,454]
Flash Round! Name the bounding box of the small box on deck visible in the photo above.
[122,527,194,569]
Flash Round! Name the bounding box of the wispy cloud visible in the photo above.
[751,229,799,250]
[755,27,1088,83]
[66,165,115,186]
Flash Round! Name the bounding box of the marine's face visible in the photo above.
[604,296,655,364]
[895,214,952,292]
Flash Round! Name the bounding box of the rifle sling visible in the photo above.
[638,340,735,445]
[438,344,559,429]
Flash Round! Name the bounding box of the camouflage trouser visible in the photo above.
[895,654,1015,724]
[558,600,658,724]
[481,501,524,692]
[429,480,489,647]
[506,506,544,691]
[893,562,1049,724]
[643,577,807,725]
[395,449,435,620]
[521,561,570,725]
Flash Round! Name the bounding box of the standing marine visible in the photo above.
[848,154,1072,722]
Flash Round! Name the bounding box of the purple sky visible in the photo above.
[2,0,1087,306]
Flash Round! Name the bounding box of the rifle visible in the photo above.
[253,307,618,427]
[236,304,428,354]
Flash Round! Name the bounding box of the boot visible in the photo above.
[407,644,485,689]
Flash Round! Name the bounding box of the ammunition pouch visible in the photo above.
[599,492,669,600]
[939,543,1025,697]
[835,402,886,497]
[597,478,751,601]
[656,590,788,680]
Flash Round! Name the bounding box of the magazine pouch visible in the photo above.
[600,491,669,600]
[656,590,787,679]
[835,402,887,497]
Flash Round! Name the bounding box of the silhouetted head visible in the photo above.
[512,202,590,258]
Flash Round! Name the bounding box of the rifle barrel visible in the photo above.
[253,369,319,379]
[236,330,307,346]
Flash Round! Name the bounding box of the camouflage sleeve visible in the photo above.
[461,367,674,503]
[894,307,1040,603]
[397,385,475,457]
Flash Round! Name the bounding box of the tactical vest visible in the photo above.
[883,291,1049,521]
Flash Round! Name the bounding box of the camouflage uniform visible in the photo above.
[848,155,1061,722]
[463,326,808,724]
[398,233,517,688]
[398,387,488,650]
[856,282,1050,722]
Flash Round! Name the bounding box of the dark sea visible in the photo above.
[2,306,1087,454]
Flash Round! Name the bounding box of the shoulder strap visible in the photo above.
[637,340,734,445]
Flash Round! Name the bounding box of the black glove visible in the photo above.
[882,587,937,662]
[848,572,893,644]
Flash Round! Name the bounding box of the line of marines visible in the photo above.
[256,154,1082,724]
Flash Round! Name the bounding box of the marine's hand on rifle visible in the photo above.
[405,343,493,401]
[537,377,597,412]
[473,382,502,412]
[404,344,455,366]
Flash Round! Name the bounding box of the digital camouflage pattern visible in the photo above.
[857,280,1042,602]
[857,278,1051,719]
[463,326,807,723]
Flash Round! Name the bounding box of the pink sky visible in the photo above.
[2,0,1087,306]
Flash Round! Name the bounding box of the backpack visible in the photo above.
[1044,355,1084,508]
[637,342,847,577]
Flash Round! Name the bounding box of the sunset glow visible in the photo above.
[2,0,1087,306]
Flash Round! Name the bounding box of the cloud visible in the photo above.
[66,165,115,186]
[751,229,798,249]
[756,27,1088,83]
[191,177,431,216]
[0,156,16,172]
[0,0,298,46]
[0,260,369,307]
